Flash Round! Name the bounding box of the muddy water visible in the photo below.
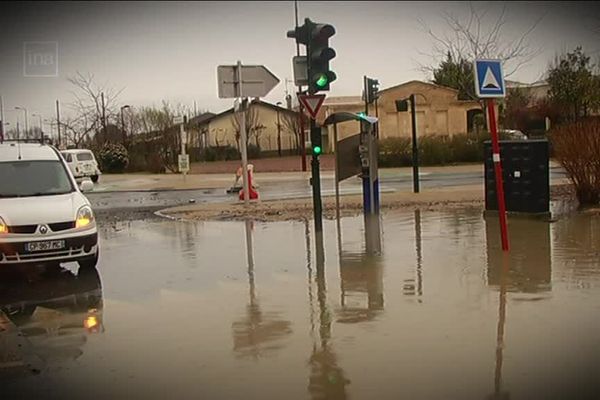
[1,208,599,400]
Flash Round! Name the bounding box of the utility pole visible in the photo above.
[101,92,107,138]
[294,0,307,171]
[56,100,61,148]
[0,95,4,142]
[276,102,283,156]
[120,105,130,146]
[237,61,250,206]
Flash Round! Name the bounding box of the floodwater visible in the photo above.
[1,207,599,400]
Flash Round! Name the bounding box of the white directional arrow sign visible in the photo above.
[298,94,326,120]
[217,64,280,99]
[482,67,501,89]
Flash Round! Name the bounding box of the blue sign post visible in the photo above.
[474,60,506,98]
[474,59,509,252]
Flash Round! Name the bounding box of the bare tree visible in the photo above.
[280,111,302,153]
[417,3,545,79]
[128,101,191,172]
[231,104,265,149]
[63,72,124,148]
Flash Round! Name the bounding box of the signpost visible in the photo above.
[175,116,188,180]
[178,154,189,174]
[217,62,280,204]
[474,59,509,252]
[217,64,280,99]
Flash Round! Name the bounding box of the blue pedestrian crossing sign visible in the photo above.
[474,59,506,98]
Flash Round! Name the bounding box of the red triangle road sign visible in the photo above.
[298,94,326,120]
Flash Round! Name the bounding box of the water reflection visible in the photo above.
[488,255,511,400]
[485,217,553,400]
[404,209,424,300]
[552,213,600,277]
[231,220,293,360]
[308,233,350,400]
[486,217,552,294]
[337,251,384,324]
[0,266,103,378]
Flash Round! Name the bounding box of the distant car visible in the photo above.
[0,142,99,271]
[499,129,528,140]
[61,149,102,183]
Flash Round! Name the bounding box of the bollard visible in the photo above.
[239,164,259,201]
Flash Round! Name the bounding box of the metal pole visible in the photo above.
[101,92,106,138]
[23,108,28,137]
[410,94,420,193]
[368,124,376,215]
[180,116,187,182]
[364,76,369,115]
[0,95,4,142]
[487,98,509,251]
[37,114,42,142]
[238,61,250,205]
[277,108,281,156]
[56,100,61,148]
[299,100,307,170]
[375,97,379,139]
[121,107,126,144]
[311,120,323,233]
[294,1,307,171]
[16,107,28,137]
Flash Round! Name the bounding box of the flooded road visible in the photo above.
[1,208,599,399]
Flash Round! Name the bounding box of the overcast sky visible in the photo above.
[0,1,598,128]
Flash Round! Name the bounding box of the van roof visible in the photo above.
[61,148,92,152]
[0,143,61,162]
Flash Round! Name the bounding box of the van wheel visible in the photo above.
[91,175,99,183]
[78,250,99,273]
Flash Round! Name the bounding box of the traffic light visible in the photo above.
[287,18,313,45]
[307,20,336,93]
[365,77,379,104]
[287,18,336,93]
[311,126,323,156]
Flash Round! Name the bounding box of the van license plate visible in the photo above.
[26,240,66,252]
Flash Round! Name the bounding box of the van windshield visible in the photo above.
[0,161,74,198]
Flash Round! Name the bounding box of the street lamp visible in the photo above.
[32,113,43,142]
[120,105,130,145]
[395,93,429,193]
[44,119,55,143]
[15,106,28,137]
[276,101,282,157]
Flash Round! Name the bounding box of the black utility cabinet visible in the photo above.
[484,139,550,214]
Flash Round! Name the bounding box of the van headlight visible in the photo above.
[0,217,7,234]
[76,206,95,229]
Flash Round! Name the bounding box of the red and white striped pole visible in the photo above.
[486,98,510,251]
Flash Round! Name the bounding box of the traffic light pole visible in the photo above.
[310,120,324,233]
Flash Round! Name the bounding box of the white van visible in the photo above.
[0,142,99,270]
[61,149,102,183]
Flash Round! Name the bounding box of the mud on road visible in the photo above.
[159,184,577,223]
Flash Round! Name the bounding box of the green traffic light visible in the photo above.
[313,145,322,155]
[315,74,328,88]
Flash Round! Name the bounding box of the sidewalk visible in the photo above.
[98,163,487,192]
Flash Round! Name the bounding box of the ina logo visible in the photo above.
[23,42,58,77]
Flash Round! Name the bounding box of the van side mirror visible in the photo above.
[80,180,94,192]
